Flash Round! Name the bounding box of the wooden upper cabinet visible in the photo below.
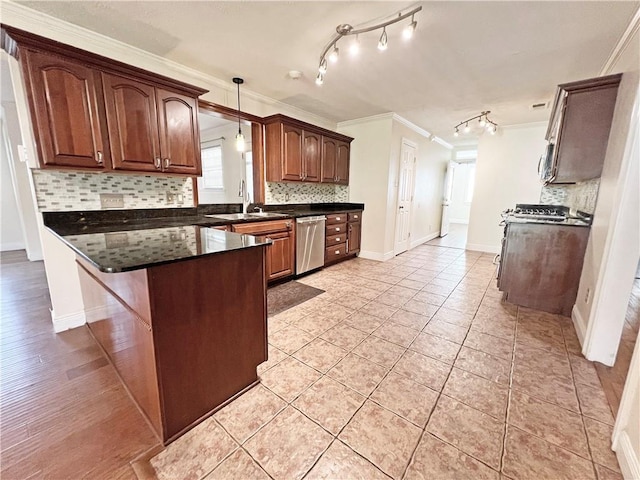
[2,25,207,176]
[156,89,200,175]
[23,49,107,169]
[336,140,350,185]
[542,74,621,184]
[281,124,303,181]
[321,137,337,183]
[102,74,160,172]
[264,114,353,184]
[302,131,321,182]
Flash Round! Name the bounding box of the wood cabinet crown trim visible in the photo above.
[263,114,353,143]
[1,24,208,97]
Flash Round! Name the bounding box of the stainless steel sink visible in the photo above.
[205,212,289,221]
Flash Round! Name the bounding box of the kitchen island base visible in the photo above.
[77,246,268,445]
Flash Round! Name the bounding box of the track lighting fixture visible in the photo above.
[453,111,498,137]
[315,5,421,85]
[232,77,245,152]
[403,15,417,40]
[378,28,388,51]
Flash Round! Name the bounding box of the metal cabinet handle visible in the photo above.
[336,227,341,232]
[354,215,358,219]
[155,157,161,169]
[335,250,340,254]
[336,237,341,241]
[336,217,341,221]
[286,222,292,229]
[96,151,103,164]
[164,158,171,169]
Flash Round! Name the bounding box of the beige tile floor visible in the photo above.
[145,244,621,480]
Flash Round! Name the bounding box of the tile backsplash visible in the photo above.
[540,178,600,214]
[32,170,194,212]
[265,182,349,204]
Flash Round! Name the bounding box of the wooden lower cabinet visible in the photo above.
[497,222,589,316]
[76,246,268,445]
[325,211,362,265]
[232,219,295,282]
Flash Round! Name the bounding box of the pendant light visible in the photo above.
[232,77,245,152]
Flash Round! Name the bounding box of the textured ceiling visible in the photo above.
[16,1,639,143]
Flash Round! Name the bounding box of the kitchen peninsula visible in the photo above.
[51,220,270,445]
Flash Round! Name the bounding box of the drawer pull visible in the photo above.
[336,216,341,221]
[354,215,358,219]
[335,250,340,254]
[336,237,340,241]
[336,227,341,231]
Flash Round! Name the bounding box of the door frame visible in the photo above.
[393,138,417,256]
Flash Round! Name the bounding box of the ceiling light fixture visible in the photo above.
[232,77,245,152]
[454,111,498,137]
[316,5,421,84]
[378,28,388,51]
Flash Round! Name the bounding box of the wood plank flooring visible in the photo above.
[0,250,160,479]
[595,266,640,417]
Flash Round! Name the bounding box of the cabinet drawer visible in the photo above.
[325,243,348,262]
[326,223,346,235]
[348,212,361,223]
[232,219,293,235]
[326,213,347,224]
[326,233,347,247]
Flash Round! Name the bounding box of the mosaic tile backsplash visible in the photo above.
[32,170,194,212]
[540,178,600,214]
[265,182,349,204]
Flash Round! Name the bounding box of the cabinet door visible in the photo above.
[302,131,321,182]
[102,73,160,172]
[321,136,337,183]
[264,231,294,281]
[348,221,361,254]
[25,50,106,169]
[336,141,350,185]
[282,124,303,181]
[156,88,201,175]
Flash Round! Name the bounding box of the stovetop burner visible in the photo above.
[511,204,569,220]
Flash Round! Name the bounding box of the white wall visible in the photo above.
[449,162,475,223]
[197,122,249,204]
[338,116,393,259]
[466,123,548,253]
[390,120,450,248]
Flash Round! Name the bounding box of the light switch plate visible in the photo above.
[100,193,124,209]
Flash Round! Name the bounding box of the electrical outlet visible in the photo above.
[100,193,124,209]
[585,288,591,303]
[166,192,184,204]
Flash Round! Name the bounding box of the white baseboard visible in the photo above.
[615,431,640,480]
[1,242,26,252]
[410,232,439,249]
[359,250,395,262]
[571,304,587,347]
[465,243,500,254]
[51,308,86,332]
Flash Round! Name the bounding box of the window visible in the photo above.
[201,143,223,189]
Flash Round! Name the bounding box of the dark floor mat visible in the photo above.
[267,281,325,316]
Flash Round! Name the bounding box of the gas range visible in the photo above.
[501,204,593,225]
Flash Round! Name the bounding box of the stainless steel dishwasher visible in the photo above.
[296,216,326,275]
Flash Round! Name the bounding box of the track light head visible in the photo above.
[318,58,327,74]
[403,16,417,39]
[378,28,388,51]
[328,46,339,63]
[315,72,324,86]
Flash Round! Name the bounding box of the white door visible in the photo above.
[394,140,417,255]
[440,161,456,237]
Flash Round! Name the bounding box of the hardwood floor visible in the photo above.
[595,265,640,417]
[0,251,160,479]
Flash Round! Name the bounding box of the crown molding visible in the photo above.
[337,112,452,149]
[337,112,396,128]
[1,1,335,128]
[600,6,640,75]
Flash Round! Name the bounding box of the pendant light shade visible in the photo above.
[232,77,245,153]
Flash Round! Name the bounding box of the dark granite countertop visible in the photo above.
[53,225,270,273]
[43,202,365,273]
